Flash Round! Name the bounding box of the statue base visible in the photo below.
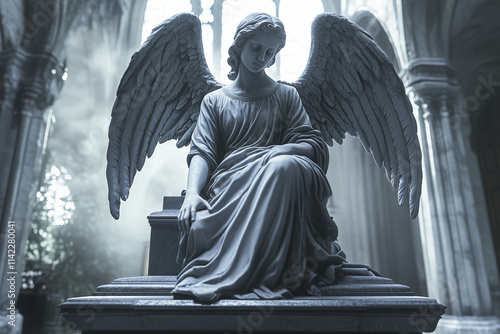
[60,274,444,333]
[60,197,444,332]
[60,292,443,333]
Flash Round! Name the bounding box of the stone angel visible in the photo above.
[105,12,422,302]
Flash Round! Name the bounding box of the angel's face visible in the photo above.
[240,32,281,73]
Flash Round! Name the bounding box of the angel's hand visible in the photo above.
[178,192,212,233]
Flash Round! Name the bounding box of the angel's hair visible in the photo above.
[227,13,286,81]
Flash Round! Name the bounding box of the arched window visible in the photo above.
[142,0,323,83]
[351,11,401,73]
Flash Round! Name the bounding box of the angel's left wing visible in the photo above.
[283,13,422,219]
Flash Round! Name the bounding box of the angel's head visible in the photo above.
[227,13,286,80]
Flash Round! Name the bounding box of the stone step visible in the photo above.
[60,294,444,333]
[93,274,413,297]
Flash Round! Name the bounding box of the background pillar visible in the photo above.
[407,59,500,333]
[0,1,125,332]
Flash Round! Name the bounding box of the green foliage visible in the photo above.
[26,155,118,301]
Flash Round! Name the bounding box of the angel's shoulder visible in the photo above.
[276,82,296,94]
[203,87,225,100]
[200,87,226,108]
[276,83,302,102]
[198,88,227,119]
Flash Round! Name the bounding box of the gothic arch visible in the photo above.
[350,10,401,73]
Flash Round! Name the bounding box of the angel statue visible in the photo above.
[106,12,422,303]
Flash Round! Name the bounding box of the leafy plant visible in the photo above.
[26,153,117,301]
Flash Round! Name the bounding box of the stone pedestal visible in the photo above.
[60,197,444,333]
[61,274,444,333]
[61,294,443,334]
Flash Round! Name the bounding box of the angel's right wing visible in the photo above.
[106,13,222,219]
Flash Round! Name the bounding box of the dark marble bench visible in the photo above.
[147,196,183,275]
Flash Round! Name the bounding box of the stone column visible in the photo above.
[406,58,500,333]
[0,1,125,332]
[0,49,64,333]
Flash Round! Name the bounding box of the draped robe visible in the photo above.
[172,84,346,302]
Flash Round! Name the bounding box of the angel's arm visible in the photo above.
[263,143,315,165]
[278,86,330,170]
[178,96,219,230]
[178,155,212,232]
[284,13,422,218]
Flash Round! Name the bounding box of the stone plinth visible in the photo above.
[61,264,445,333]
[60,294,444,333]
[60,197,445,332]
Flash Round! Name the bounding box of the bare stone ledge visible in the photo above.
[60,294,444,333]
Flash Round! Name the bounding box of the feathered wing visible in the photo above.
[284,13,422,219]
[106,13,222,219]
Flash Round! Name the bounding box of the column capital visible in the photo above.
[403,57,461,99]
[0,49,66,116]
[404,58,464,120]
[18,50,66,114]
